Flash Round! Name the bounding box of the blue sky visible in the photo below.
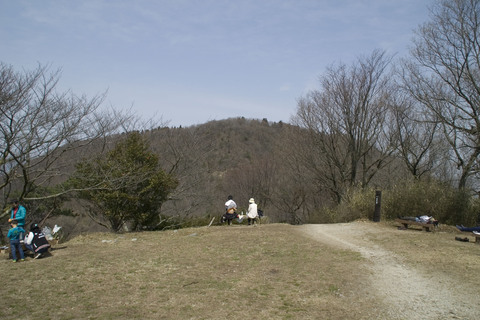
[1,0,432,127]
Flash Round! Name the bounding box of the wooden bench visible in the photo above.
[396,219,437,232]
[0,246,9,259]
[475,234,480,244]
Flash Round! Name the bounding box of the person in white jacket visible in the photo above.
[247,198,258,225]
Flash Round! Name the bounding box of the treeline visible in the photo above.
[1,0,480,236]
[147,117,479,227]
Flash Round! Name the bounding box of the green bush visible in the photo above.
[343,187,376,220]
[152,215,211,230]
[382,180,477,225]
[69,132,178,232]
[313,181,478,226]
[311,188,375,223]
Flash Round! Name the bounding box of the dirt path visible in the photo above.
[299,221,478,320]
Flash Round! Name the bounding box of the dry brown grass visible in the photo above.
[365,221,480,279]
[1,222,479,319]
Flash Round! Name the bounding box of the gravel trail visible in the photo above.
[299,222,478,320]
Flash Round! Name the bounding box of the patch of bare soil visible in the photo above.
[299,221,480,320]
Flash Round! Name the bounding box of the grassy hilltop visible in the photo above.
[1,222,479,319]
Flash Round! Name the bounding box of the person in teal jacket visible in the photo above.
[7,219,25,262]
[8,199,26,227]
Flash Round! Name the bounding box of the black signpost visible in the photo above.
[373,190,381,222]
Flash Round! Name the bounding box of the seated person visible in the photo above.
[223,195,237,225]
[456,224,480,232]
[25,223,51,259]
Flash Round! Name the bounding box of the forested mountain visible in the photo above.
[142,116,406,225]
[41,117,301,236]
[145,117,289,220]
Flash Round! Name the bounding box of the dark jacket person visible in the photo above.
[25,223,50,259]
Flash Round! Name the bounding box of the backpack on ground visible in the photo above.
[258,209,264,217]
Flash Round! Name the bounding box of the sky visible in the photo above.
[0,0,433,127]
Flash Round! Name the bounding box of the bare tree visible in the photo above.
[292,49,396,203]
[390,93,444,179]
[269,125,322,224]
[223,156,277,212]
[149,126,217,220]
[0,63,130,210]
[402,0,480,189]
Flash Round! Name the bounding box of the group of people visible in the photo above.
[222,195,260,225]
[6,199,51,262]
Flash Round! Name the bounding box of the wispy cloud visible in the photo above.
[2,0,433,126]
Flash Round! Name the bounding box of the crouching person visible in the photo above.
[224,195,238,225]
[25,223,51,259]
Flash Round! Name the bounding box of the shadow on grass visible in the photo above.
[50,246,67,251]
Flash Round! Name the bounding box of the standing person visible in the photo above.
[224,195,237,225]
[7,219,25,262]
[247,198,258,225]
[9,199,26,228]
[25,223,51,259]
